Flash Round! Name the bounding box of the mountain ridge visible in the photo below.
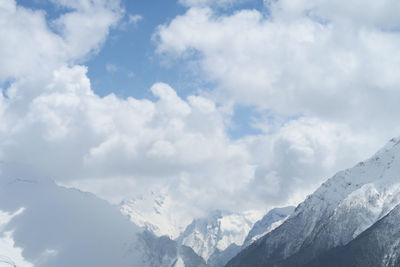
[227,137,400,267]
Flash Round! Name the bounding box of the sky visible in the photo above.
[1,0,400,220]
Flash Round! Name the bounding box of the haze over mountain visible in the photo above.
[0,163,206,267]
[120,189,190,239]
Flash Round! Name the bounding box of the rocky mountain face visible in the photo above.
[227,138,400,267]
[0,163,207,267]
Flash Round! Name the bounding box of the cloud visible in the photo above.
[155,4,400,136]
[152,0,400,208]
[0,64,253,213]
[0,0,122,83]
[51,0,123,60]
[128,14,143,24]
[270,0,400,28]
[238,117,375,206]
[179,0,248,8]
[0,0,396,223]
[0,54,373,217]
[0,62,378,215]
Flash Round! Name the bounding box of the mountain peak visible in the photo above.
[177,209,262,263]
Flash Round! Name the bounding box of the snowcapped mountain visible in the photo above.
[176,209,262,265]
[227,137,400,267]
[120,189,189,239]
[119,189,295,267]
[204,206,294,267]
[0,163,207,267]
[242,206,294,248]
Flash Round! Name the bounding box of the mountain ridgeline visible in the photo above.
[226,138,400,267]
[176,207,294,267]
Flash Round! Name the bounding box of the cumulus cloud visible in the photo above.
[0,63,376,214]
[152,0,400,209]
[0,0,122,91]
[238,117,375,206]
[0,63,253,215]
[155,3,400,136]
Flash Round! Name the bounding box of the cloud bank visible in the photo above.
[0,0,397,221]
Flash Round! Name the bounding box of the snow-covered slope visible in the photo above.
[121,192,293,267]
[0,163,207,267]
[227,137,400,267]
[242,206,294,248]
[120,189,189,239]
[205,206,294,267]
[177,210,262,264]
[306,203,400,267]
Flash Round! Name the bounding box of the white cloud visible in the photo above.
[0,1,64,82]
[238,117,377,206]
[155,3,400,139]
[128,14,143,24]
[0,64,254,214]
[0,0,122,83]
[1,54,374,215]
[0,0,397,224]
[51,0,123,60]
[152,0,400,209]
[0,62,378,215]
